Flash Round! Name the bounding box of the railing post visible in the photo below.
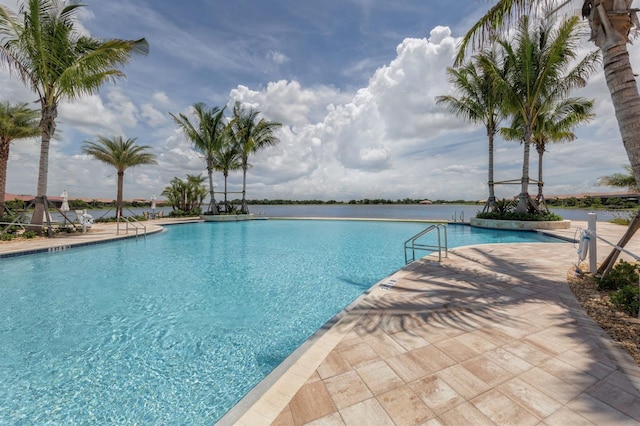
[588,213,597,274]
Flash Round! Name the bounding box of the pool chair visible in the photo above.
[75,210,93,229]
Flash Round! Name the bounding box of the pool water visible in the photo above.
[0,220,559,423]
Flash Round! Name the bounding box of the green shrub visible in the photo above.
[597,259,639,291]
[476,211,563,221]
[0,233,14,241]
[22,231,37,239]
[611,284,640,317]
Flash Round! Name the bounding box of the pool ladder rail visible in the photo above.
[404,224,448,264]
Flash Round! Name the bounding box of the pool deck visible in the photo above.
[3,218,640,425]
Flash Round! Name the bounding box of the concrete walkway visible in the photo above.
[224,221,640,425]
[3,218,640,425]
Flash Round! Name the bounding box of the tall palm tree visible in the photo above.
[483,15,598,212]
[502,97,595,209]
[213,131,242,212]
[229,102,281,214]
[82,136,157,218]
[0,0,148,233]
[0,101,39,218]
[436,49,504,212]
[457,0,640,205]
[170,103,226,214]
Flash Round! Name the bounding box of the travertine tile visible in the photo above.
[389,329,430,351]
[356,360,404,395]
[538,357,598,389]
[436,364,491,400]
[462,355,512,386]
[324,370,373,410]
[503,340,552,366]
[409,375,464,415]
[519,367,583,404]
[434,337,481,362]
[339,341,380,369]
[567,393,638,425]
[438,402,494,425]
[472,389,538,426]
[317,351,352,380]
[366,332,407,358]
[387,345,455,382]
[306,412,346,426]
[542,406,595,425]
[497,378,562,419]
[377,385,435,425]
[271,406,295,426]
[587,380,640,420]
[483,347,533,375]
[288,380,337,425]
[339,398,394,426]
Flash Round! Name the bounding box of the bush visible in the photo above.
[611,284,640,317]
[597,259,639,291]
[476,210,563,221]
[0,233,14,241]
[168,208,201,218]
[22,231,37,239]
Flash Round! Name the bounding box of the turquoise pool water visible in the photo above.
[0,220,559,424]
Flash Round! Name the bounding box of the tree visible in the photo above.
[229,102,281,214]
[161,174,207,213]
[502,97,595,209]
[436,49,504,212]
[0,101,39,218]
[456,0,640,210]
[0,0,148,233]
[483,14,598,212]
[213,130,242,212]
[82,136,157,218]
[170,103,226,214]
[598,165,639,191]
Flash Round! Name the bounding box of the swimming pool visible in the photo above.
[0,220,559,423]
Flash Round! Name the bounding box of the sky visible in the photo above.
[0,0,636,203]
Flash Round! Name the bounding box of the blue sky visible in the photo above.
[0,0,634,202]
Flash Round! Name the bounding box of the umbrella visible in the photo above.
[60,190,69,212]
[151,194,156,210]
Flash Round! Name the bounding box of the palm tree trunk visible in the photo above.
[598,209,640,277]
[116,171,124,219]
[207,167,218,214]
[484,129,497,212]
[592,3,640,268]
[517,139,532,213]
[0,138,9,219]
[223,171,229,212]
[29,104,57,235]
[241,163,248,214]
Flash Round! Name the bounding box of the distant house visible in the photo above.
[419,199,432,205]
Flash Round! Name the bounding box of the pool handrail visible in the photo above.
[404,223,448,264]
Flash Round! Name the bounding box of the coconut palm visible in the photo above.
[482,14,599,212]
[436,49,504,212]
[456,0,640,204]
[229,102,281,214]
[213,131,242,212]
[0,101,39,218]
[170,103,226,214]
[598,165,638,191]
[82,136,157,218]
[502,96,595,209]
[0,0,148,233]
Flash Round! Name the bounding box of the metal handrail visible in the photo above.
[404,224,448,264]
[116,215,147,240]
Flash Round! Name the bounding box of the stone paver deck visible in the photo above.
[3,218,640,425]
[222,220,640,425]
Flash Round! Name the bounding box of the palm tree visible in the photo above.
[213,131,242,212]
[598,165,638,191]
[436,49,504,212]
[229,102,282,214]
[456,0,640,206]
[161,174,207,213]
[484,15,598,212]
[0,0,148,233]
[0,101,39,218]
[502,97,595,209]
[82,136,157,218]
[170,103,226,214]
